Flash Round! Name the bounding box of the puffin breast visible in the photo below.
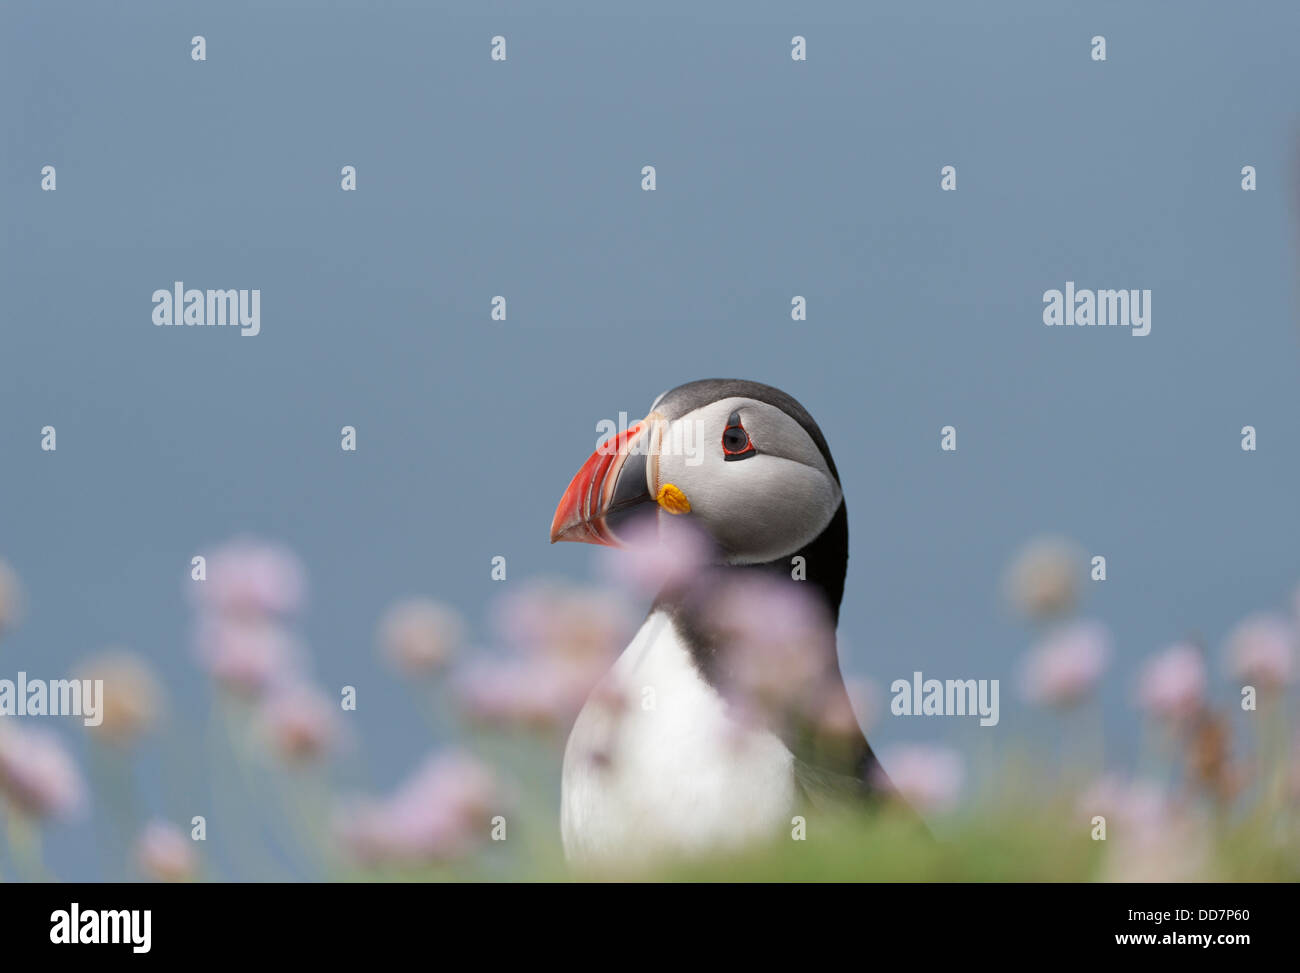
[560,610,797,867]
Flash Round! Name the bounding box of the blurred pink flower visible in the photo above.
[457,581,630,734]
[74,649,164,747]
[1078,775,1210,881]
[195,617,303,697]
[191,538,305,619]
[454,657,602,731]
[135,820,198,882]
[1224,613,1295,691]
[709,575,832,653]
[1019,620,1112,707]
[817,676,881,738]
[0,725,86,820]
[705,575,836,725]
[1135,643,1207,722]
[377,598,464,676]
[0,558,22,637]
[1289,734,1300,804]
[1079,775,1169,830]
[600,516,712,594]
[491,581,632,667]
[259,684,339,763]
[336,751,504,866]
[1003,536,1083,620]
[871,743,964,813]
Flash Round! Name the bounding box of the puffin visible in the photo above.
[549,378,895,866]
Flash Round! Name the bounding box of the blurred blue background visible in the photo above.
[2,0,1298,878]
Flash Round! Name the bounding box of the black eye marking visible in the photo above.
[722,410,756,461]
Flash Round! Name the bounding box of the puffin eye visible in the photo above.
[722,412,756,461]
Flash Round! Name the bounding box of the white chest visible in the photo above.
[560,611,796,867]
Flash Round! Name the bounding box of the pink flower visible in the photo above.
[195,617,303,697]
[259,684,339,763]
[191,538,305,619]
[74,649,164,746]
[872,743,964,812]
[1224,614,1295,691]
[458,581,630,734]
[817,676,881,739]
[491,581,632,666]
[1135,643,1207,722]
[1019,620,1112,707]
[709,575,833,653]
[1078,776,1210,881]
[0,558,22,637]
[0,725,86,820]
[1003,536,1083,620]
[454,657,602,731]
[336,751,504,866]
[135,820,198,882]
[1288,734,1300,803]
[705,575,836,724]
[377,599,464,675]
[600,516,712,594]
[1079,775,1170,832]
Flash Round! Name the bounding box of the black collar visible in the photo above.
[651,499,849,686]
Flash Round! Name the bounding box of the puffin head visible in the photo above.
[550,379,845,569]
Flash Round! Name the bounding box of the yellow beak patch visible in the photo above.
[655,483,692,515]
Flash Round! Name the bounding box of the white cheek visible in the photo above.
[671,455,840,563]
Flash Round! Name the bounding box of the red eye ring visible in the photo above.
[722,413,756,460]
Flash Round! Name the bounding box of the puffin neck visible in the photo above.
[650,499,850,681]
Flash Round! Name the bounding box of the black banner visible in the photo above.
[0,882,1279,958]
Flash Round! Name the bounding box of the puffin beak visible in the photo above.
[550,419,656,546]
